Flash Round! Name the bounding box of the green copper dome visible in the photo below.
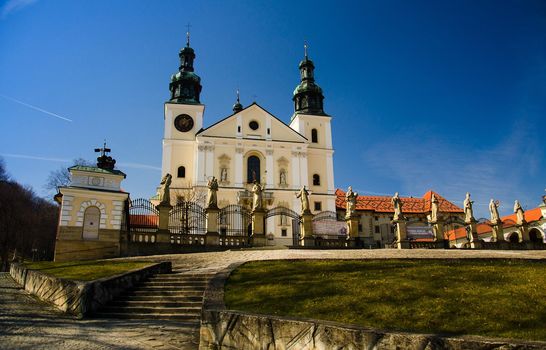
[292,56,325,115]
[168,39,202,104]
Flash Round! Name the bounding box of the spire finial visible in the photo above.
[236,88,240,103]
[304,41,308,59]
[185,23,191,47]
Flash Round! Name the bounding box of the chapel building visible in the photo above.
[160,38,336,245]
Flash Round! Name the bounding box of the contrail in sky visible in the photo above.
[0,94,73,122]
[0,153,70,162]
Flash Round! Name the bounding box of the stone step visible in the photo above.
[147,276,213,281]
[117,295,203,302]
[140,281,208,287]
[102,306,202,314]
[94,312,200,322]
[126,290,204,297]
[111,300,202,308]
[131,287,206,293]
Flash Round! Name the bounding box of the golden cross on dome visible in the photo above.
[304,41,308,58]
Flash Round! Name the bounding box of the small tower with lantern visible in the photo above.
[54,143,129,262]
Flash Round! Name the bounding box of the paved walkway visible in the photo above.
[2,249,546,349]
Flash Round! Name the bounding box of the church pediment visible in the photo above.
[197,103,307,143]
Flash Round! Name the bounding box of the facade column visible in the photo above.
[266,149,274,188]
[291,151,301,189]
[196,145,206,186]
[204,145,214,181]
[299,152,309,187]
[234,147,243,187]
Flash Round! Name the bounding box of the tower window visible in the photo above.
[247,155,260,183]
[237,126,241,133]
[249,120,259,130]
[177,166,186,178]
[312,174,320,186]
[314,201,322,211]
[311,129,318,143]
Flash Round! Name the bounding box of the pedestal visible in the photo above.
[299,212,314,247]
[393,219,409,249]
[491,222,504,242]
[205,208,220,246]
[466,221,481,249]
[156,203,172,231]
[346,215,359,239]
[430,220,444,243]
[517,223,529,242]
[251,209,266,247]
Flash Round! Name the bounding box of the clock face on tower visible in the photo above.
[174,114,194,132]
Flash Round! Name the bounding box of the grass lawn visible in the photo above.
[24,260,153,281]
[225,259,546,341]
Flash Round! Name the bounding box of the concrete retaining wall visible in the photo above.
[10,261,171,317]
[199,309,546,350]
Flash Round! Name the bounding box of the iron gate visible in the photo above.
[169,201,206,235]
[265,206,301,246]
[218,205,252,246]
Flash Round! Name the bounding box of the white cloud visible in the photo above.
[1,0,38,19]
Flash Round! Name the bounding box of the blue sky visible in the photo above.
[0,0,544,217]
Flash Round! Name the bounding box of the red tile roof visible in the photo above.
[335,189,463,214]
[130,214,158,227]
[444,207,544,241]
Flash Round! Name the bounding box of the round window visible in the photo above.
[249,120,259,130]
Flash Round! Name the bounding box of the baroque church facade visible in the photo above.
[160,38,336,245]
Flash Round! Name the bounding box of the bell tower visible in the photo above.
[162,29,205,189]
[289,44,336,211]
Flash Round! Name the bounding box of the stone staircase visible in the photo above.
[95,271,215,324]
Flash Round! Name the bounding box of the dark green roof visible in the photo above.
[69,165,126,178]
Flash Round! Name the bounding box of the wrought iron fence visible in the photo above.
[169,201,206,235]
[218,205,252,238]
[128,198,159,233]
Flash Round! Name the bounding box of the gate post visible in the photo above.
[300,212,315,247]
[431,220,444,245]
[251,209,267,246]
[393,218,409,249]
[205,208,220,246]
[491,220,504,243]
[155,203,172,243]
[465,219,481,249]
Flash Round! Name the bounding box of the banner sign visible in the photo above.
[407,225,434,238]
[312,221,348,236]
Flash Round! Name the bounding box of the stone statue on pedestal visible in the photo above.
[489,199,501,224]
[430,193,439,223]
[157,174,172,206]
[296,186,310,214]
[251,182,264,211]
[463,192,475,223]
[345,186,358,218]
[392,192,404,221]
[514,200,525,225]
[207,176,219,209]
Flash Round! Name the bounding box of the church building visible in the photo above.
[160,37,336,245]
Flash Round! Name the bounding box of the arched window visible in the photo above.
[311,128,318,143]
[313,174,320,186]
[82,206,100,240]
[247,156,260,183]
[177,166,186,178]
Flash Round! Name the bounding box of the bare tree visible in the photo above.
[0,157,9,182]
[172,181,207,207]
[44,158,92,194]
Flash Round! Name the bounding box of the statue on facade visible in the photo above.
[514,200,526,225]
[345,186,358,218]
[392,192,404,221]
[430,193,439,223]
[295,186,311,214]
[463,192,474,223]
[489,199,501,225]
[251,182,264,211]
[157,173,172,206]
[279,170,287,185]
[207,176,219,209]
[220,168,228,182]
